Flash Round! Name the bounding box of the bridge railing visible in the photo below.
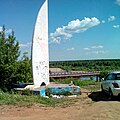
[50,71,100,77]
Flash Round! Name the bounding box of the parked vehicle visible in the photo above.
[101,71,120,98]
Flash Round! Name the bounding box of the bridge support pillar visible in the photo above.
[96,75,99,82]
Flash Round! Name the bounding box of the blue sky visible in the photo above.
[0,0,120,61]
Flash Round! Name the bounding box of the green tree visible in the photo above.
[15,52,32,83]
[99,71,108,80]
[0,26,20,91]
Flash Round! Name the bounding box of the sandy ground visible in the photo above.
[0,89,120,120]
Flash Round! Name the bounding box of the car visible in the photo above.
[101,71,120,98]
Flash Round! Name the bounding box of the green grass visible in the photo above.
[53,78,99,87]
[0,91,77,107]
[0,79,101,107]
[52,78,101,92]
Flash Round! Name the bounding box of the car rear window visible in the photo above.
[116,74,120,80]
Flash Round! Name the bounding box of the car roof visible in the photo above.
[110,71,120,74]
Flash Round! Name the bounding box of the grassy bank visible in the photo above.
[52,77,100,86]
[0,79,100,107]
[0,91,77,107]
[51,78,101,92]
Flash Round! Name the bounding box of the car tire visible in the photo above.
[109,88,114,99]
[101,85,104,93]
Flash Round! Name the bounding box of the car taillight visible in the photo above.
[112,82,119,88]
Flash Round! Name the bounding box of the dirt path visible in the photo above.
[1,89,120,120]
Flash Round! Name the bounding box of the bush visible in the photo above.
[99,71,108,80]
[21,89,32,96]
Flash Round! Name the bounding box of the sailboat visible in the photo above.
[32,0,49,88]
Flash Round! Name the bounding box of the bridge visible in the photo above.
[49,71,100,81]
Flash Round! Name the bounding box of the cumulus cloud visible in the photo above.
[84,45,105,55]
[0,26,2,32]
[83,48,90,51]
[116,0,120,6]
[50,17,100,44]
[91,50,106,54]
[0,27,13,35]
[5,29,13,34]
[85,50,107,55]
[91,45,103,49]
[19,42,31,48]
[108,16,116,22]
[67,47,75,51]
[83,45,103,51]
[113,25,119,28]
[101,20,105,24]
[0,27,13,38]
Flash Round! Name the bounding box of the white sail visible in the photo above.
[32,0,49,87]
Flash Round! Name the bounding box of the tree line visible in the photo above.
[49,59,120,72]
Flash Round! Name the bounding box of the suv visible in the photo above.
[101,71,120,98]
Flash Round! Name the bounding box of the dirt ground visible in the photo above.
[1,89,120,120]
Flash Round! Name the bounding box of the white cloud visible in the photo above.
[67,47,75,51]
[83,48,90,50]
[101,20,105,23]
[19,42,31,48]
[5,29,13,34]
[86,50,107,55]
[50,17,100,44]
[116,0,120,6]
[108,16,116,22]
[0,27,13,34]
[84,45,103,51]
[84,45,105,55]
[91,50,106,54]
[113,25,119,28]
[91,45,103,49]
[0,26,2,32]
